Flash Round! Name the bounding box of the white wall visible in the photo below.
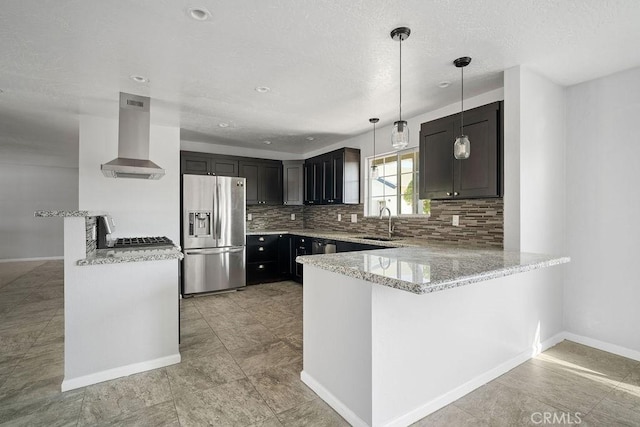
[0,122,79,260]
[305,88,505,203]
[181,140,301,161]
[78,115,180,243]
[502,66,566,348]
[503,66,567,254]
[564,66,640,353]
[0,163,78,259]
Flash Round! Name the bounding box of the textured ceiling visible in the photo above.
[1,0,640,156]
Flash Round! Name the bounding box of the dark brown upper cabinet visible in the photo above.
[304,148,360,205]
[239,159,283,205]
[419,101,502,200]
[304,159,323,205]
[181,151,239,176]
[283,161,304,205]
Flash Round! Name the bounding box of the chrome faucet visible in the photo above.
[379,207,394,238]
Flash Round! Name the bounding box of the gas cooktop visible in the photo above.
[112,236,174,248]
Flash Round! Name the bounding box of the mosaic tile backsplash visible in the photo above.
[247,199,503,247]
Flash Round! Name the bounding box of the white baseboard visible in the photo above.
[61,353,181,392]
[302,333,565,427]
[386,332,566,427]
[0,256,63,263]
[562,332,640,362]
[300,370,370,427]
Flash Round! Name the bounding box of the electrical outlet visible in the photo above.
[351,214,358,223]
[247,213,252,221]
[337,214,342,222]
[452,215,460,226]
[290,213,296,220]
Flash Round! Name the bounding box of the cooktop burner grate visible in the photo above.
[113,236,174,248]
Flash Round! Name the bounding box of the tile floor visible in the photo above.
[0,260,638,426]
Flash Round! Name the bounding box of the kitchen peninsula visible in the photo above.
[297,245,569,427]
[35,210,183,391]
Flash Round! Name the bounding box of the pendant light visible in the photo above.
[390,27,411,149]
[453,56,472,159]
[370,118,380,179]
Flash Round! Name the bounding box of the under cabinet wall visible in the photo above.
[246,199,503,247]
[304,200,503,247]
[246,204,305,231]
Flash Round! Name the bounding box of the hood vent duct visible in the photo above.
[101,92,165,180]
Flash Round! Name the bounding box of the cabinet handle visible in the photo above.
[258,264,265,270]
[258,247,264,251]
[446,192,452,196]
[301,239,305,243]
[258,237,265,242]
[454,192,459,196]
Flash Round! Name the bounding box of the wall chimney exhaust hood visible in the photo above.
[101,92,165,180]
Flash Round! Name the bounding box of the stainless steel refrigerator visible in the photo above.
[182,174,246,295]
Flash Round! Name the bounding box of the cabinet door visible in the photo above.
[453,103,500,198]
[182,154,211,175]
[304,162,321,205]
[239,162,260,205]
[278,235,293,277]
[331,151,344,203]
[419,118,455,200]
[260,164,283,205]
[321,155,334,203]
[283,162,304,205]
[212,158,238,176]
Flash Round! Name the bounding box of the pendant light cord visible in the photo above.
[460,66,464,135]
[373,122,376,165]
[399,37,402,122]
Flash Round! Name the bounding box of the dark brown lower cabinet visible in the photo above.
[246,235,280,285]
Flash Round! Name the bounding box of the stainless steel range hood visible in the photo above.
[101,92,165,180]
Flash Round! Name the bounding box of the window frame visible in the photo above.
[364,147,430,218]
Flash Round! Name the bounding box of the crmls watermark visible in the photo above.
[531,411,582,424]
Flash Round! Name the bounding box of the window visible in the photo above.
[366,148,430,216]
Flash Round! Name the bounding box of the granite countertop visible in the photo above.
[297,246,570,295]
[77,246,184,266]
[35,210,108,218]
[246,229,425,248]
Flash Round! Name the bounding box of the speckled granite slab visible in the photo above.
[246,230,424,248]
[77,247,184,266]
[297,246,570,295]
[35,210,108,218]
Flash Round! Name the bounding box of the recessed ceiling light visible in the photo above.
[263,140,272,145]
[218,122,230,128]
[130,75,149,83]
[306,136,315,141]
[188,7,211,21]
[438,81,451,88]
[255,86,271,93]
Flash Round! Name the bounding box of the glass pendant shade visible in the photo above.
[454,135,470,159]
[370,164,379,179]
[391,120,409,149]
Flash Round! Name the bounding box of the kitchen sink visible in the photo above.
[360,236,394,242]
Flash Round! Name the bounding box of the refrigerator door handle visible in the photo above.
[185,247,244,256]
[215,183,222,241]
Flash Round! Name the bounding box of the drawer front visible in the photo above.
[247,235,278,246]
[247,243,278,262]
[247,261,279,284]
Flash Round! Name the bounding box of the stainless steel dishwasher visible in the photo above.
[312,239,337,254]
